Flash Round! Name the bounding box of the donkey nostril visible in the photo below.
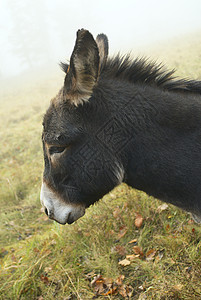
[44,207,54,219]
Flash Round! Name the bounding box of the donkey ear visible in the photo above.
[96,33,109,72]
[64,29,100,106]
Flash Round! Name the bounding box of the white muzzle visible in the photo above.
[40,182,85,224]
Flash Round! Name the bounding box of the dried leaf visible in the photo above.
[133,246,144,258]
[91,275,117,296]
[91,275,105,295]
[44,267,52,273]
[91,274,103,286]
[118,258,131,266]
[128,238,137,244]
[116,275,125,286]
[155,250,164,261]
[101,287,117,296]
[33,248,40,253]
[40,274,49,285]
[126,285,134,297]
[126,254,139,260]
[157,203,168,212]
[114,245,126,256]
[104,277,113,286]
[118,285,127,297]
[146,249,156,261]
[135,214,144,228]
[117,226,128,239]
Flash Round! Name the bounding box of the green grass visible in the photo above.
[0,35,201,299]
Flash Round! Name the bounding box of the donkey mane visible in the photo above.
[61,54,201,95]
[103,54,201,95]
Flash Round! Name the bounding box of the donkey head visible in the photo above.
[40,29,124,224]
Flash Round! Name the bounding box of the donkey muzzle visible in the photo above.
[40,182,85,224]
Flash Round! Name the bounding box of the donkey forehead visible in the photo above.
[43,101,72,129]
[42,106,84,144]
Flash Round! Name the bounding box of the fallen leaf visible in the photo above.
[91,275,117,296]
[155,250,164,261]
[118,258,131,266]
[157,203,168,212]
[135,214,144,228]
[117,226,128,239]
[40,274,49,285]
[126,254,139,260]
[126,285,134,297]
[33,248,40,253]
[116,275,125,286]
[114,245,126,256]
[101,288,118,296]
[44,267,52,273]
[104,277,113,286]
[118,285,127,297]
[91,274,102,286]
[146,249,156,261]
[128,238,137,244]
[91,275,105,295]
[91,274,132,298]
[133,246,144,258]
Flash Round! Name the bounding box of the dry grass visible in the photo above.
[0,35,201,300]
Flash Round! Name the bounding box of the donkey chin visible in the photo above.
[40,182,86,224]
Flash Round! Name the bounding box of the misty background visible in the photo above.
[0,0,201,79]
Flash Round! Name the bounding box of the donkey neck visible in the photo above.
[118,83,201,215]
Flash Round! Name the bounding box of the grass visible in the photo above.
[0,34,201,299]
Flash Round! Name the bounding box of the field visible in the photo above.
[0,33,201,299]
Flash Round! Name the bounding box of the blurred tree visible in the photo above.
[6,0,52,70]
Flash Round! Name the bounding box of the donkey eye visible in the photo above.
[49,146,66,155]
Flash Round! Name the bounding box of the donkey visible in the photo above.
[40,29,201,225]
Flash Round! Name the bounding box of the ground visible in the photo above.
[0,33,201,299]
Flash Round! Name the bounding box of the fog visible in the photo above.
[0,0,201,78]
